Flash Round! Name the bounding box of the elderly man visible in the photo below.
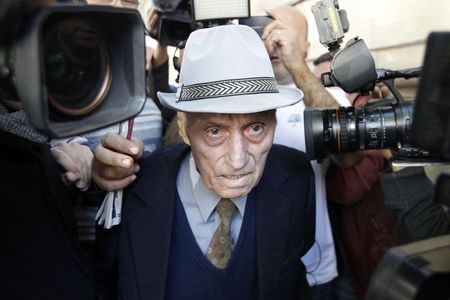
[94,25,315,299]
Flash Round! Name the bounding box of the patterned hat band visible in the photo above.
[176,77,279,102]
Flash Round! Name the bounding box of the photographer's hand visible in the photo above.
[51,141,93,191]
[262,7,309,73]
[329,151,366,169]
[147,8,159,39]
[350,84,391,107]
[262,6,339,108]
[92,133,144,192]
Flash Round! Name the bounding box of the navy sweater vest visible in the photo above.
[165,194,256,300]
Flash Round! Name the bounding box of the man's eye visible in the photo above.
[206,127,221,137]
[249,124,263,134]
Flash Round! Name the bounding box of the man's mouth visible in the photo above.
[222,173,251,180]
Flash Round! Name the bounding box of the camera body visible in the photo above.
[311,0,378,95]
[307,0,450,162]
[311,0,349,53]
[304,100,418,161]
[321,37,378,95]
[308,1,450,299]
[151,0,250,46]
[0,4,146,138]
[411,32,450,161]
[151,0,194,46]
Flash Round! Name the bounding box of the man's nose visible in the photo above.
[227,135,248,170]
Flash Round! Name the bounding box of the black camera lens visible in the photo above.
[43,17,111,117]
[164,18,192,46]
[304,101,414,160]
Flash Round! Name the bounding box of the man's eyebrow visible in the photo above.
[193,119,226,130]
[250,112,275,123]
[251,116,271,123]
[203,120,223,126]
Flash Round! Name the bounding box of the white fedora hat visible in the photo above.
[157,24,303,114]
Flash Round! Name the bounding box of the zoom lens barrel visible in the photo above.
[8,5,146,137]
[43,17,111,118]
[304,101,414,160]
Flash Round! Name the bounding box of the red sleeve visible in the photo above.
[326,150,388,205]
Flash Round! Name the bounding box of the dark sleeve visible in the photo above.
[152,60,172,94]
[93,225,119,300]
[326,150,388,204]
[285,153,315,300]
[380,166,450,242]
[148,60,176,128]
[276,145,316,255]
[81,183,106,207]
[304,162,316,254]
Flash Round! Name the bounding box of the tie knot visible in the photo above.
[215,198,236,224]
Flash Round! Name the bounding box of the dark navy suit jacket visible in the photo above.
[0,131,97,299]
[95,143,315,300]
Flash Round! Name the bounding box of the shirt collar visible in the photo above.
[188,153,246,222]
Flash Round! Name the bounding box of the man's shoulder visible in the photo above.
[269,144,310,169]
[143,143,188,162]
[137,144,188,177]
[261,144,313,190]
[124,144,188,204]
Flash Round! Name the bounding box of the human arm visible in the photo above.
[146,8,176,128]
[289,62,339,108]
[50,133,144,192]
[151,59,177,128]
[146,8,170,88]
[262,6,339,108]
[50,139,93,191]
[326,150,390,204]
[91,133,144,191]
[146,8,169,70]
[328,151,366,169]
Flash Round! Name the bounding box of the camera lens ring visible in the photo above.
[47,58,111,116]
[337,107,350,152]
[43,17,112,117]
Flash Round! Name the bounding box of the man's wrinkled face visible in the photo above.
[178,110,276,199]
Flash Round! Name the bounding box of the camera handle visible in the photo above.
[373,67,437,164]
[376,67,421,104]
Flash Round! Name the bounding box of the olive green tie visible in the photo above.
[206,198,237,269]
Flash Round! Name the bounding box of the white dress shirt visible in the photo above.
[176,153,247,254]
[274,86,349,286]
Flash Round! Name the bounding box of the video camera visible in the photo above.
[0,3,146,138]
[151,0,251,46]
[307,1,450,299]
[304,0,450,163]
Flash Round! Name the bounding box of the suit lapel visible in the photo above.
[126,145,189,299]
[123,144,295,299]
[127,194,174,299]
[255,151,291,299]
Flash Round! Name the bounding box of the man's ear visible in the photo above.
[177,112,191,146]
